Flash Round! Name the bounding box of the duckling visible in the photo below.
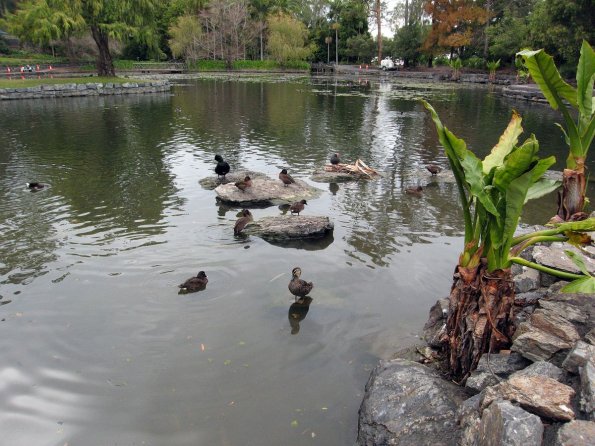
[179,271,208,292]
[26,182,45,191]
[405,185,423,196]
[288,267,313,299]
[234,209,253,235]
[289,199,307,216]
[330,153,341,165]
[234,176,252,193]
[279,169,295,187]
[426,164,442,175]
[214,154,230,179]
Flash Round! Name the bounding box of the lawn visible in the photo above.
[0,76,142,89]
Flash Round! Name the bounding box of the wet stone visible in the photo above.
[215,176,322,206]
[478,400,543,446]
[244,216,333,240]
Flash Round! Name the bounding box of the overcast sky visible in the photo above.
[368,0,400,38]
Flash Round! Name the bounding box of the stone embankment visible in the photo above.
[0,80,170,100]
[358,228,595,446]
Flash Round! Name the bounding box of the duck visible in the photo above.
[289,199,307,216]
[234,176,252,193]
[288,267,314,299]
[179,271,208,292]
[279,169,295,187]
[426,164,442,175]
[330,153,341,165]
[214,154,230,179]
[405,185,423,196]
[26,182,45,191]
[234,209,253,235]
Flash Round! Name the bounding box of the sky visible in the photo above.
[368,0,401,38]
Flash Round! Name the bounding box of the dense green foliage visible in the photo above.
[1,0,592,74]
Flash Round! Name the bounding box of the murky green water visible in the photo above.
[0,74,591,445]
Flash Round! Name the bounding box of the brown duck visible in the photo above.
[235,176,252,192]
[288,267,313,299]
[279,169,295,187]
[426,164,442,175]
[234,209,253,235]
[405,185,423,196]
[289,199,307,215]
[179,271,208,292]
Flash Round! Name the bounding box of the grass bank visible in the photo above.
[0,76,140,89]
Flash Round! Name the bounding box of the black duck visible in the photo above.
[179,271,208,292]
[330,153,341,165]
[214,155,230,179]
[234,209,253,235]
[279,169,295,187]
[289,199,307,215]
[26,182,45,191]
[235,176,252,193]
[288,267,313,299]
[426,164,442,175]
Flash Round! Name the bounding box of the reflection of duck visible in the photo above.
[235,176,252,193]
[214,155,230,179]
[288,296,313,335]
[330,153,341,165]
[179,271,208,293]
[234,209,253,235]
[278,203,291,215]
[26,182,45,191]
[329,182,339,195]
[289,199,307,216]
[405,185,423,196]
[279,169,295,187]
[288,267,313,299]
[426,164,442,175]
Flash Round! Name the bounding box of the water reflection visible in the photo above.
[262,233,334,251]
[288,296,313,335]
[329,182,340,195]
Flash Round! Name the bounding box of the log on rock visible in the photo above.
[245,216,333,240]
[215,177,322,206]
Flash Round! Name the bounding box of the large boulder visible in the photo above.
[215,176,322,206]
[478,400,543,446]
[357,359,467,446]
[199,170,268,190]
[554,420,595,446]
[244,216,334,241]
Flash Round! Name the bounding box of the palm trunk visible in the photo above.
[446,261,515,383]
[556,166,588,221]
[90,25,115,77]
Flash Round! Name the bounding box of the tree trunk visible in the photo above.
[90,25,115,77]
[445,261,515,383]
[483,0,492,59]
[375,0,382,63]
[556,166,588,221]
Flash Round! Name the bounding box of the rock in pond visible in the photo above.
[310,170,363,183]
[357,359,467,446]
[199,170,267,190]
[245,216,333,241]
[215,176,322,206]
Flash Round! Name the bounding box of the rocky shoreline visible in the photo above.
[358,234,595,445]
[0,80,170,100]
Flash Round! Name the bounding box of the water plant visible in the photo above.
[448,57,463,81]
[517,40,594,221]
[486,59,500,82]
[422,100,594,382]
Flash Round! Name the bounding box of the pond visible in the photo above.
[0,74,592,445]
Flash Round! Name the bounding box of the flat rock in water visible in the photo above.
[199,170,267,190]
[310,170,364,182]
[245,216,333,240]
[215,177,322,206]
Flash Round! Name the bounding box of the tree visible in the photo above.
[344,33,374,63]
[393,22,426,67]
[267,12,312,64]
[168,14,202,61]
[4,0,160,76]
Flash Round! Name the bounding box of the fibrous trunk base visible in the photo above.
[556,168,587,221]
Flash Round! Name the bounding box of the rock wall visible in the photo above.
[0,80,170,100]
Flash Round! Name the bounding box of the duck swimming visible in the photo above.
[179,271,208,292]
[234,209,253,235]
[405,185,423,196]
[235,176,252,193]
[288,267,313,299]
[279,169,295,187]
[26,182,45,191]
[426,164,442,175]
[330,153,341,165]
[214,155,230,179]
[289,199,307,216]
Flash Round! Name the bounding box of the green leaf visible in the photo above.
[501,171,533,261]
[564,250,593,277]
[561,276,595,293]
[493,136,539,192]
[517,48,577,109]
[525,178,560,203]
[549,217,595,232]
[483,111,523,174]
[576,40,595,119]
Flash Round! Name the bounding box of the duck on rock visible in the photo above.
[330,153,341,165]
[289,199,307,216]
[234,209,253,235]
[426,164,441,175]
[214,155,230,179]
[179,271,208,293]
[279,169,295,187]
[288,267,313,299]
[235,176,252,193]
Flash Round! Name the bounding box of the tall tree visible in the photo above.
[267,12,312,63]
